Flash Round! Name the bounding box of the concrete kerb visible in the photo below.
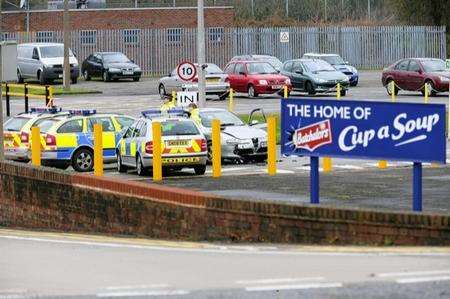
[0,161,449,246]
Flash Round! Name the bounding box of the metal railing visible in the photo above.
[3,26,447,75]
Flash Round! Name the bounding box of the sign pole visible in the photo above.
[413,162,422,212]
[310,156,319,204]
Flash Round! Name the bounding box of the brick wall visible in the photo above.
[2,7,235,32]
[0,161,449,246]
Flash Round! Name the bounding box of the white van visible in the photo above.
[17,43,80,84]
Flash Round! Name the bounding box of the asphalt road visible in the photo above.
[1,229,450,299]
[3,70,450,118]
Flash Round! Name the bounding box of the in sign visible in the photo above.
[177,61,197,82]
[176,91,198,107]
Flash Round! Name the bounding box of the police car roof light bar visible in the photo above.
[30,107,63,114]
[69,109,97,116]
[141,108,188,119]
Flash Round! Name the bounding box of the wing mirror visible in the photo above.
[239,72,246,76]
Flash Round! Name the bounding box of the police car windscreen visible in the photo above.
[161,120,199,136]
[4,117,30,132]
[35,118,61,133]
[199,111,244,128]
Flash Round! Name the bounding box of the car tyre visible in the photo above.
[340,89,347,97]
[71,77,78,84]
[117,152,127,173]
[248,84,258,98]
[38,71,46,85]
[219,91,229,101]
[206,140,213,164]
[386,79,399,96]
[83,69,91,81]
[136,155,147,176]
[194,164,206,175]
[103,71,111,82]
[133,77,140,82]
[421,80,437,97]
[72,148,94,172]
[159,84,166,99]
[17,69,24,83]
[306,81,316,95]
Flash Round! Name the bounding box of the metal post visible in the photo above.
[93,123,103,176]
[197,0,206,108]
[212,119,221,178]
[24,83,29,113]
[267,117,276,175]
[45,85,50,106]
[31,126,41,167]
[285,0,289,18]
[367,0,371,20]
[63,0,71,91]
[413,162,422,212]
[26,0,30,38]
[251,0,254,17]
[310,156,319,204]
[0,0,4,161]
[5,83,10,117]
[152,122,162,181]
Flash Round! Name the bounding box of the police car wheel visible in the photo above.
[194,165,206,175]
[206,140,213,164]
[136,155,147,176]
[117,153,127,173]
[72,148,94,172]
[159,84,166,99]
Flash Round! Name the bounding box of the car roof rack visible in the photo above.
[141,108,190,119]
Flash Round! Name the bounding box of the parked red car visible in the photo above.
[224,61,292,98]
[381,58,450,96]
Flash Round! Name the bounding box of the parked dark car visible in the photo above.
[281,59,350,96]
[303,53,359,86]
[81,52,142,82]
[230,55,283,71]
[381,58,450,96]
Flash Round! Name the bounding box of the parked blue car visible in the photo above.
[302,53,359,86]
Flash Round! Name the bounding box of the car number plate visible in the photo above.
[162,157,200,163]
[167,140,189,147]
[271,85,282,89]
[123,70,134,75]
[206,79,220,83]
[58,74,63,78]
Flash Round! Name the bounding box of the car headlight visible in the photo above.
[134,67,141,72]
[350,66,358,73]
[315,78,327,83]
[342,77,350,82]
[44,64,54,68]
[108,68,121,72]
[258,80,268,85]
[439,76,449,82]
[73,62,79,67]
[285,78,291,85]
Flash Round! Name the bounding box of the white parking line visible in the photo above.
[245,282,343,292]
[237,277,324,284]
[104,284,169,290]
[396,275,450,284]
[377,269,450,278]
[97,290,189,297]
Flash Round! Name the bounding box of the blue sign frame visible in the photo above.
[281,98,447,212]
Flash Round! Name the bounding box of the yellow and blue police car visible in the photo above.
[37,110,135,171]
[3,107,69,162]
[116,108,208,176]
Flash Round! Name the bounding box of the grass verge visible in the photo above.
[2,84,102,96]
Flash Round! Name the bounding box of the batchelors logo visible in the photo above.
[294,120,332,151]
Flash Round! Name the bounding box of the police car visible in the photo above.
[3,107,69,162]
[116,109,207,176]
[38,110,135,171]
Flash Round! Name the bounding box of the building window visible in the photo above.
[1,32,17,42]
[80,30,97,45]
[208,27,224,42]
[36,31,54,43]
[167,28,182,43]
[123,29,140,45]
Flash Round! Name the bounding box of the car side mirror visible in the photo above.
[239,72,246,76]
[168,73,172,77]
[345,61,349,64]
[131,59,134,63]
[417,69,423,74]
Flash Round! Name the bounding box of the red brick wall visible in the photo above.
[2,7,235,32]
[0,161,449,246]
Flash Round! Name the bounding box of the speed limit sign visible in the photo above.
[177,61,197,81]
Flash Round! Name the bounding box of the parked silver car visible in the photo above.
[158,63,230,101]
[197,108,268,163]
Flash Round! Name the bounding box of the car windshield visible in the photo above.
[203,64,224,75]
[303,60,336,73]
[40,46,74,58]
[254,56,283,70]
[247,62,278,74]
[4,117,30,132]
[320,55,345,65]
[161,120,200,136]
[103,53,130,63]
[421,59,446,72]
[34,118,61,133]
[199,111,244,128]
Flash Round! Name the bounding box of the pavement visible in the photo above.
[1,229,450,299]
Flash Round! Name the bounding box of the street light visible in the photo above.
[0,0,4,160]
[197,0,206,108]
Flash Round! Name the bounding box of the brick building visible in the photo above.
[2,6,235,32]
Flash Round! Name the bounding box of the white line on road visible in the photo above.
[377,269,450,278]
[104,284,170,290]
[396,275,450,284]
[97,290,189,297]
[245,282,343,292]
[237,277,324,284]
[0,296,26,299]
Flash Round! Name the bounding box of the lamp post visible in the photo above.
[197,0,206,108]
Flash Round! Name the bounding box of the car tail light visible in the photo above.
[192,77,198,83]
[200,139,207,151]
[20,131,29,143]
[145,141,153,154]
[45,134,56,146]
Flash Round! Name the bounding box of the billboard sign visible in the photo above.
[281,99,446,164]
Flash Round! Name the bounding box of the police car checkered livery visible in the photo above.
[116,109,208,176]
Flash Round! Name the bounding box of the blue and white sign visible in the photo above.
[281,99,446,164]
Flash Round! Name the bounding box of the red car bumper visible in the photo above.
[254,84,292,95]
